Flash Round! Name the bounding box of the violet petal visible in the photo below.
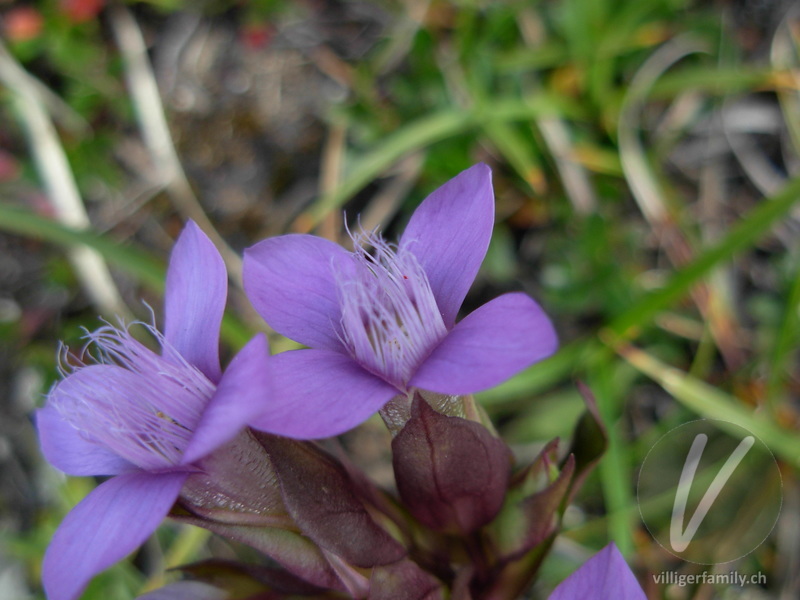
[399,164,494,328]
[181,334,272,464]
[410,292,557,395]
[136,581,227,600]
[43,471,188,600]
[548,543,646,600]
[182,334,271,465]
[249,349,398,439]
[36,405,135,476]
[243,234,353,351]
[164,221,227,382]
[44,363,207,471]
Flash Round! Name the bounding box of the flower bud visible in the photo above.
[392,395,512,534]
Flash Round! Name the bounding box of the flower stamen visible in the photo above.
[51,322,215,469]
[336,231,447,389]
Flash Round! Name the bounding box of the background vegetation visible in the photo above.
[0,0,798,598]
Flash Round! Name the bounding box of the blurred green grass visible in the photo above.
[1,0,798,598]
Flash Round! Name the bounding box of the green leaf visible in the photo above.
[617,344,800,467]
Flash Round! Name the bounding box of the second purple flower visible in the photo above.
[243,163,558,438]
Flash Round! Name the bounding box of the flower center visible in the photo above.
[336,232,447,389]
[52,323,215,470]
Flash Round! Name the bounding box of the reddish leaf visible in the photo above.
[451,566,475,600]
[255,433,406,568]
[517,455,575,553]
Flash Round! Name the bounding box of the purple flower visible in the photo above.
[548,543,646,600]
[37,222,271,600]
[136,581,228,600]
[243,164,557,438]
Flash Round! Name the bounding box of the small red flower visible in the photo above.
[3,7,44,42]
[240,22,273,50]
[60,0,105,24]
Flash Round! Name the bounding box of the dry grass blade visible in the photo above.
[614,341,800,467]
[359,153,424,234]
[537,116,596,215]
[771,6,800,179]
[317,123,347,242]
[619,36,747,369]
[108,4,244,284]
[723,99,787,196]
[0,41,127,319]
[618,35,707,224]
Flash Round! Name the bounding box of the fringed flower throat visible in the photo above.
[52,323,215,470]
[336,231,447,390]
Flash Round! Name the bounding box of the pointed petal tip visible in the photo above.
[410,292,558,396]
[400,163,496,328]
[469,161,492,177]
[547,542,645,600]
[164,220,227,382]
[174,220,215,258]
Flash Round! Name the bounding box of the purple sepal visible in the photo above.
[171,511,346,593]
[180,431,290,528]
[178,559,334,596]
[255,433,406,568]
[391,395,512,534]
[548,543,646,600]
